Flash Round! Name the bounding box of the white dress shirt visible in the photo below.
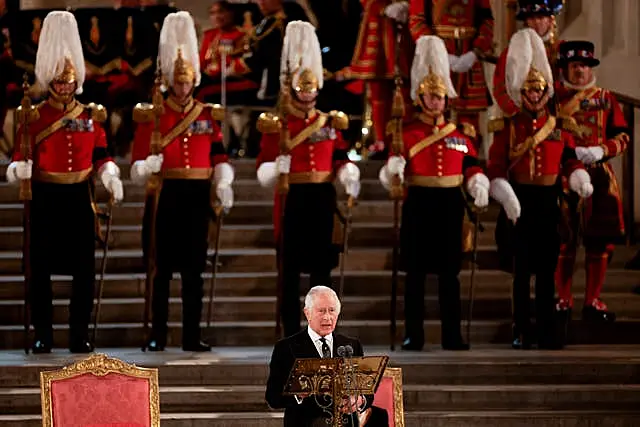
[307,326,333,358]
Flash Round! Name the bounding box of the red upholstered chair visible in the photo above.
[39,353,160,427]
[360,367,405,427]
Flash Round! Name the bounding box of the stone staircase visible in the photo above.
[1,159,640,425]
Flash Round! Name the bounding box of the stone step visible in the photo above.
[0,159,387,182]
[0,221,502,250]
[1,269,638,300]
[1,346,639,387]
[1,293,638,326]
[3,383,639,415]
[1,245,638,275]
[2,410,640,427]
[2,318,640,349]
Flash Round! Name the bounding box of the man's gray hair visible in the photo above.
[304,286,341,313]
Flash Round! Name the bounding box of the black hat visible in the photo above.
[516,0,564,20]
[557,40,600,68]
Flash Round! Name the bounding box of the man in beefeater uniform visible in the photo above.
[130,11,234,352]
[406,0,494,148]
[493,0,564,117]
[6,11,124,354]
[486,28,593,349]
[554,40,628,324]
[256,21,361,338]
[378,35,490,351]
[334,0,412,158]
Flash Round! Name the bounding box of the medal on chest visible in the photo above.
[308,127,337,143]
[444,136,468,153]
[63,118,94,132]
[188,120,214,134]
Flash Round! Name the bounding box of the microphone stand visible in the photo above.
[338,345,359,427]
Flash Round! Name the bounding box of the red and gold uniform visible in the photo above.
[409,0,494,131]
[336,0,412,153]
[553,41,629,321]
[197,26,258,101]
[6,10,124,354]
[131,11,234,352]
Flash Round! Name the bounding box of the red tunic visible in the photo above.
[409,0,494,111]
[13,99,111,182]
[340,0,411,80]
[487,111,583,184]
[555,84,628,237]
[131,97,227,173]
[257,110,351,239]
[399,115,483,185]
[492,38,562,117]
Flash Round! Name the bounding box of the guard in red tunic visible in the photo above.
[334,0,412,157]
[256,21,361,338]
[197,1,258,104]
[486,29,593,349]
[407,0,494,145]
[554,41,628,323]
[493,0,564,116]
[130,11,234,352]
[6,11,124,354]
[379,35,490,351]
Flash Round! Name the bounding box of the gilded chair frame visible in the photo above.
[39,353,160,427]
[382,367,405,427]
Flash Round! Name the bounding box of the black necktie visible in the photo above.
[319,337,331,358]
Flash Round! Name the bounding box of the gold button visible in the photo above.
[310,160,315,166]
[533,119,537,125]
[310,153,314,158]
[311,167,316,172]
[536,156,541,160]
[68,167,72,172]
[183,137,188,142]
[437,158,442,163]
[437,165,443,170]
[68,142,72,147]
[186,165,191,169]
[309,145,314,150]
[536,172,541,177]
[68,159,72,163]
[437,172,443,177]
[68,151,73,155]
[184,151,189,156]
[187,132,192,137]
[66,135,72,140]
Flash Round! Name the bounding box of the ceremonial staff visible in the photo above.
[16,74,39,354]
[274,64,292,339]
[92,193,114,346]
[141,65,165,351]
[388,1,406,351]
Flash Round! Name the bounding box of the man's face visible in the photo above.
[525,15,553,37]
[256,0,281,15]
[524,88,543,104]
[172,81,194,102]
[210,3,232,29]
[52,81,76,97]
[421,92,446,114]
[304,293,339,337]
[567,61,593,86]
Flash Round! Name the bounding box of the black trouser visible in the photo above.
[404,272,463,346]
[145,179,212,345]
[30,181,96,344]
[511,183,561,346]
[281,260,332,338]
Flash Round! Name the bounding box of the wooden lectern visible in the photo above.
[284,355,389,427]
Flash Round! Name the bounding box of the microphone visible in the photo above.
[337,345,346,357]
[344,344,353,357]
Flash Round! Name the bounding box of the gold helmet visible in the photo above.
[281,21,323,98]
[505,28,554,107]
[411,36,457,101]
[158,11,200,91]
[35,11,85,94]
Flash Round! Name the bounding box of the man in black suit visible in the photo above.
[265,286,373,426]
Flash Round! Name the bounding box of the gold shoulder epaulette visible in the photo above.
[257,112,281,133]
[206,103,225,121]
[133,102,155,123]
[328,110,349,130]
[487,117,506,133]
[86,102,107,122]
[558,115,580,135]
[459,122,477,139]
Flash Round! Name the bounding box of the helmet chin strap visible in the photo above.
[48,84,76,104]
[416,94,445,119]
[289,90,317,114]
[522,90,551,113]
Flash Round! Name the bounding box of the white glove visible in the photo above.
[379,155,406,190]
[214,162,235,209]
[6,160,32,184]
[448,54,460,71]
[99,161,124,203]
[490,178,521,223]
[130,154,163,186]
[384,2,408,23]
[276,155,291,174]
[452,51,477,73]
[467,173,490,209]
[575,146,604,164]
[338,163,361,199]
[568,168,593,198]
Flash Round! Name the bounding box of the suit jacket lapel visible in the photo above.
[292,330,318,358]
